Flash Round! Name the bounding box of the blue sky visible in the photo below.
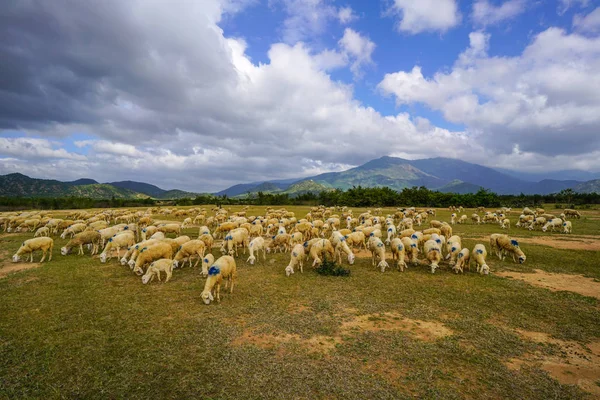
[1,0,600,191]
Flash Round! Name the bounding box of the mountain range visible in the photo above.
[1,156,599,199]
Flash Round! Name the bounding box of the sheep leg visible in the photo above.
[40,250,47,263]
[165,269,172,283]
[216,284,221,303]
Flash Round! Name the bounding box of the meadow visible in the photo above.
[1,205,600,399]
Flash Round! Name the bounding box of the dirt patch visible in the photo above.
[507,330,600,396]
[361,359,406,389]
[232,312,453,354]
[0,262,41,278]
[496,269,600,300]
[469,235,600,251]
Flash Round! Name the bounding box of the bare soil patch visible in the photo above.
[469,235,600,251]
[507,330,600,396]
[0,262,41,278]
[232,312,453,354]
[496,269,600,300]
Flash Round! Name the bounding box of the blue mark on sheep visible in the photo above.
[476,249,483,254]
[124,226,129,230]
[458,253,463,258]
[292,252,297,257]
[370,233,375,237]
[272,236,276,240]
[303,241,308,247]
[435,239,441,244]
[510,240,519,247]
[208,266,220,276]
[142,229,146,232]
[141,247,147,253]
[563,222,567,226]
[203,258,209,263]
[451,247,456,252]
[377,242,384,247]
[388,228,392,232]
[411,243,416,248]
[109,238,113,242]
[397,244,403,250]
[411,234,418,240]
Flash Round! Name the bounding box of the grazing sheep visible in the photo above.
[99,231,136,263]
[198,233,214,251]
[440,224,452,240]
[424,239,442,274]
[399,228,415,238]
[452,248,470,274]
[173,240,207,268]
[564,209,581,219]
[285,244,306,276]
[331,232,355,265]
[562,221,572,234]
[401,237,419,266]
[246,237,266,265]
[528,217,546,231]
[198,225,211,237]
[368,236,389,272]
[267,233,291,254]
[12,237,54,263]
[471,214,481,224]
[34,227,50,237]
[60,223,87,239]
[132,242,173,275]
[141,226,159,241]
[181,217,193,228]
[390,238,406,272]
[450,213,457,225]
[470,244,489,275]
[445,235,462,266]
[458,215,468,224]
[220,228,249,257]
[496,236,526,264]
[157,223,182,237]
[500,219,510,229]
[142,258,174,284]
[201,254,215,277]
[542,218,563,233]
[201,256,237,305]
[61,231,101,256]
[345,231,367,250]
[309,239,335,267]
[423,228,441,235]
[385,224,397,245]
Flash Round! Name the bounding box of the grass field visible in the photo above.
[1,205,600,399]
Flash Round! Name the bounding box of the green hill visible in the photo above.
[573,179,600,194]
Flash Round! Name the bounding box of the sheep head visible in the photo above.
[100,253,108,263]
[201,290,214,305]
[12,254,20,263]
[247,255,256,265]
[285,265,294,276]
[60,246,70,256]
[480,264,490,275]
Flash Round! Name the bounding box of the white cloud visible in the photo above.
[0,138,86,161]
[472,0,526,27]
[379,28,600,159]
[337,6,357,24]
[277,0,337,43]
[558,0,590,15]
[338,28,376,77]
[574,7,600,34]
[388,0,461,34]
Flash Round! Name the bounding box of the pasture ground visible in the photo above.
[1,205,600,399]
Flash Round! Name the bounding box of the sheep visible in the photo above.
[564,209,581,219]
[132,242,173,275]
[309,239,335,267]
[452,248,470,274]
[157,223,182,237]
[142,258,174,284]
[562,221,572,234]
[423,228,441,235]
[267,233,291,254]
[399,228,415,238]
[198,225,211,236]
[489,233,507,259]
[424,239,442,274]
[401,237,419,266]
[173,240,206,268]
[221,228,249,257]
[198,233,214,251]
[471,214,481,224]
[162,236,192,255]
[450,213,457,225]
[285,244,306,276]
[528,217,546,231]
[290,232,303,247]
[12,237,54,263]
[201,256,237,305]
[331,231,355,265]
[344,231,366,250]
[390,238,406,272]
[542,218,563,233]
[60,223,87,239]
[141,226,159,241]
[445,235,462,266]
[500,219,510,229]
[214,221,236,238]
[368,236,389,272]
[201,254,215,277]
[429,220,443,229]
[99,231,136,263]
[181,217,193,228]
[516,215,534,228]
[496,236,526,264]
[149,232,165,240]
[440,224,452,239]
[384,224,397,245]
[98,226,126,248]
[61,231,101,256]
[399,218,413,231]
[34,227,50,237]
[458,215,468,224]
[121,239,160,266]
[470,244,489,275]
[246,237,266,265]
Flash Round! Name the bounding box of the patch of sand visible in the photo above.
[470,235,600,251]
[496,269,600,300]
[507,330,600,396]
[0,262,41,278]
[232,312,453,354]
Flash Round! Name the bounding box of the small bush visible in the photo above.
[315,257,350,277]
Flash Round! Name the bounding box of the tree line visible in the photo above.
[2,186,596,211]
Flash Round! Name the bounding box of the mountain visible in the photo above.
[283,180,331,195]
[496,168,600,182]
[66,178,99,186]
[215,180,292,197]
[218,156,587,195]
[573,179,600,194]
[66,184,149,199]
[109,180,166,197]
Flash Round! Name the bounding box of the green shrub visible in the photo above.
[315,257,350,277]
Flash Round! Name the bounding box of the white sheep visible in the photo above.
[285,244,306,276]
[390,238,406,272]
[344,231,366,250]
[122,239,160,266]
[562,221,572,234]
[542,218,563,232]
[34,227,50,237]
[60,223,87,239]
[470,244,489,275]
[157,223,182,237]
[401,237,419,266]
[424,239,442,274]
[12,237,54,263]
[99,231,136,263]
[61,231,101,256]
[309,239,335,267]
[331,231,355,265]
[500,219,510,229]
[142,258,174,284]
[445,235,462,266]
[201,256,237,305]
[368,236,389,272]
[496,236,526,264]
[471,214,481,224]
[267,233,291,254]
[385,224,397,245]
[201,254,215,277]
[452,248,470,274]
[246,237,266,265]
[181,217,193,228]
[458,215,468,224]
[132,242,173,275]
[173,240,207,268]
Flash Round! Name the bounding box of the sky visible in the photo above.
[1,0,600,192]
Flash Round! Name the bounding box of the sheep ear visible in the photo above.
[208,292,214,301]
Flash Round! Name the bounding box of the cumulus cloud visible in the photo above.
[338,28,376,77]
[472,0,526,27]
[277,0,338,43]
[558,0,590,15]
[379,28,600,159]
[337,6,357,24]
[574,7,600,34]
[388,0,461,34]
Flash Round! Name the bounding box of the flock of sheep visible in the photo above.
[2,204,583,305]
